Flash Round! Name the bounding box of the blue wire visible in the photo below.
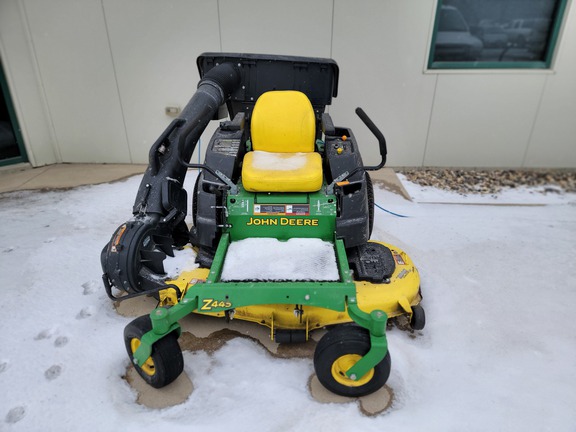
[375,203,410,218]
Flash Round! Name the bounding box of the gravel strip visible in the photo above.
[398,169,576,195]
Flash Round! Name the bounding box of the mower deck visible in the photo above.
[161,240,421,335]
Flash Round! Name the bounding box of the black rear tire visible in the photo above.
[314,325,391,397]
[192,174,200,228]
[124,315,183,388]
[366,173,374,238]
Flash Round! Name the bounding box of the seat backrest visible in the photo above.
[251,91,316,153]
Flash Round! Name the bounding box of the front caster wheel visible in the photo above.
[124,315,183,388]
[314,326,391,397]
[410,305,426,331]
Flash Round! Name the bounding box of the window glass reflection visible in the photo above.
[432,0,560,65]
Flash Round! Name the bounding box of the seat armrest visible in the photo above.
[219,112,246,131]
[321,113,336,136]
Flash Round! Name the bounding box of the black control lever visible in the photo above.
[326,108,388,194]
[355,107,387,170]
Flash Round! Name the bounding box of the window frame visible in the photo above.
[427,0,570,70]
[0,59,28,167]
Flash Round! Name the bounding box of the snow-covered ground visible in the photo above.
[1,172,575,431]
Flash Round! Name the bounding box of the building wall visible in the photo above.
[0,0,574,168]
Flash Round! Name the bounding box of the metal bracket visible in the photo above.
[326,171,350,195]
[132,297,198,367]
[345,299,389,381]
[102,274,181,303]
[211,205,232,228]
[215,169,238,195]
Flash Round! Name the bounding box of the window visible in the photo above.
[428,0,569,69]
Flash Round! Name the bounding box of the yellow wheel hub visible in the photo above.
[130,338,156,376]
[331,354,374,387]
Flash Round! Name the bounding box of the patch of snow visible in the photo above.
[163,247,198,279]
[398,173,576,205]
[220,237,339,281]
[0,172,575,431]
[250,150,308,171]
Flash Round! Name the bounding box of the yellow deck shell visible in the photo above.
[162,241,421,337]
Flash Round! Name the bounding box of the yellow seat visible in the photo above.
[242,91,323,193]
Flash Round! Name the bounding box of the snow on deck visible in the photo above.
[220,237,339,281]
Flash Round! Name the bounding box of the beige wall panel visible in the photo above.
[0,1,58,166]
[103,0,221,164]
[331,0,437,167]
[218,0,333,58]
[23,0,130,163]
[424,74,546,167]
[2,0,575,168]
[524,3,576,168]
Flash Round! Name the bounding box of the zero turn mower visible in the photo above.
[101,53,425,397]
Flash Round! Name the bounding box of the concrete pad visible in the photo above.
[125,366,193,409]
[358,386,394,416]
[0,165,49,194]
[308,375,393,416]
[370,167,411,200]
[0,164,410,204]
[0,163,146,193]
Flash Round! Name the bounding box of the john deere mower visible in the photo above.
[101,53,424,397]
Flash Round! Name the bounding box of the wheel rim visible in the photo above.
[130,338,156,376]
[331,354,374,387]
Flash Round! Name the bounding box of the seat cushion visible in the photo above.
[242,150,323,192]
[251,91,316,153]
